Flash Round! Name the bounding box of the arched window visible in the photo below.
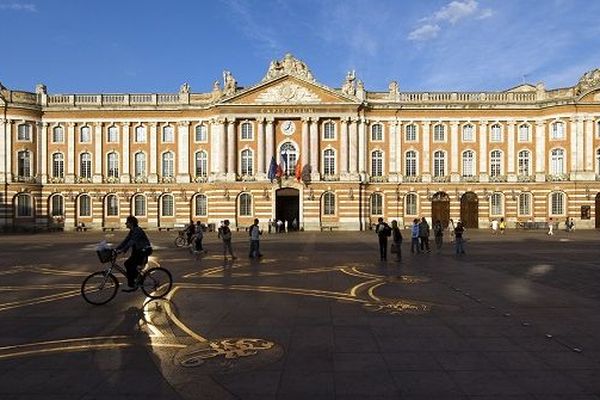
[52,153,64,178]
[433,150,445,177]
[52,126,64,143]
[16,193,32,217]
[490,150,502,177]
[133,195,146,216]
[162,125,174,142]
[280,142,297,175]
[490,193,503,215]
[80,153,92,179]
[405,193,417,215]
[241,122,253,140]
[371,123,383,141]
[371,150,383,177]
[323,149,335,175]
[323,121,335,139]
[79,194,91,217]
[405,124,417,141]
[195,194,207,216]
[161,194,174,217]
[107,125,118,142]
[551,121,564,139]
[107,152,119,178]
[162,152,174,177]
[462,150,474,177]
[550,192,565,215]
[135,125,146,142]
[518,150,531,176]
[239,193,252,216]
[371,193,383,215]
[518,124,530,142]
[195,151,208,177]
[17,150,31,178]
[433,124,445,141]
[241,149,253,176]
[490,123,502,142]
[17,123,31,141]
[550,148,564,175]
[405,150,417,177]
[134,152,146,177]
[195,124,207,142]
[462,124,474,141]
[518,193,531,216]
[50,194,64,217]
[323,192,335,215]
[80,126,91,143]
[106,195,119,216]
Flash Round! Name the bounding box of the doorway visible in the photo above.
[431,192,450,228]
[275,188,300,231]
[595,193,600,229]
[460,192,479,228]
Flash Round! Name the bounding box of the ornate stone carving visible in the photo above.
[223,70,237,96]
[356,80,365,100]
[262,53,315,82]
[576,68,600,95]
[211,80,222,101]
[179,82,190,94]
[35,83,47,95]
[256,82,321,104]
[341,70,356,96]
[388,81,400,101]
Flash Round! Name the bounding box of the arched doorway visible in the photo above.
[595,193,600,229]
[431,192,450,228]
[276,188,300,231]
[460,192,479,228]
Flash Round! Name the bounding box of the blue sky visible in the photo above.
[1,0,599,93]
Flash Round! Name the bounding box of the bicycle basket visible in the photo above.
[96,248,114,263]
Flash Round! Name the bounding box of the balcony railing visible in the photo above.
[432,175,450,183]
[546,173,570,182]
[14,175,36,183]
[194,175,208,183]
[489,175,507,183]
[460,175,478,182]
[517,174,535,182]
[322,174,340,181]
[369,175,388,183]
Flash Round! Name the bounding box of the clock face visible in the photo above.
[281,120,295,135]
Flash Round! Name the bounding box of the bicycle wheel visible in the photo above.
[174,236,186,247]
[81,271,119,305]
[140,267,173,299]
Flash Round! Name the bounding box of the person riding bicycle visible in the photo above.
[116,216,153,292]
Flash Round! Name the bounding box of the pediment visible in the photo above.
[505,84,536,93]
[219,76,358,105]
[578,88,600,103]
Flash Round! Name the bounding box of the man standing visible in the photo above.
[249,218,263,259]
[419,217,431,253]
[375,217,391,261]
[433,219,444,253]
[411,219,421,254]
[454,221,466,255]
[218,220,237,261]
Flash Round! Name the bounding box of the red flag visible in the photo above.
[275,163,283,179]
[295,160,302,182]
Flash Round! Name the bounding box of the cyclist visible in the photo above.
[116,215,153,292]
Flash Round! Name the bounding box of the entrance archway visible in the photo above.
[460,192,479,228]
[276,188,300,231]
[431,192,450,228]
[595,193,600,229]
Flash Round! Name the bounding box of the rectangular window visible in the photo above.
[195,125,207,142]
[551,122,564,139]
[490,124,502,142]
[406,194,417,215]
[551,193,564,215]
[490,194,502,215]
[107,126,119,142]
[80,126,91,143]
[462,125,474,141]
[162,196,174,217]
[433,125,445,142]
[162,126,174,142]
[17,124,31,141]
[135,126,147,143]
[79,196,91,217]
[405,125,417,141]
[518,194,530,215]
[518,125,530,142]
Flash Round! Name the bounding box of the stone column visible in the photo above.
[93,122,103,183]
[210,119,219,178]
[358,118,366,176]
[0,119,5,183]
[310,117,320,180]
[349,118,358,177]
[340,118,349,178]
[177,121,190,183]
[226,117,236,181]
[65,122,76,183]
[584,117,595,173]
[218,119,226,177]
[478,121,488,182]
[387,120,397,181]
[265,117,275,171]
[121,122,131,183]
[507,120,516,181]
[4,120,12,182]
[257,117,265,176]
[39,122,49,184]
[301,117,310,169]
[148,123,158,183]
[421,121,431,182]
[450,122,459,182]
[535,120,546,181]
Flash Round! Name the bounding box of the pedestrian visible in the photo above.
[375,217,392,261]
[217,219,237,261]
[115,216,153,292]
[184,219,195,245]
[433,219,444,253]
[419,217,430,252]
[268,218,272,234]
[292,218,298,231]
[491,219,499,234]
[454,221,466,255]
[547,217,554,236]
[411,219,421,254]
[499,217,506,235]
[391,220,403,262]
[448,218,456,243]
[192,221,207,254]
[248,218,263,259]
[276,219,283,233]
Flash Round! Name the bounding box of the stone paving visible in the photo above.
[1,227,600,399]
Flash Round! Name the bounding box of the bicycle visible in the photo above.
[81,247,173,305]
[174,230,188,247]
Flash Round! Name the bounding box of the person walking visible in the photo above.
[433,219,444,253]
[448,218,456,243]
[391,220,403,262]
[491,219,499,235]
[499,217,506,235]
[192,221,207,255]
[454,221,466,255]
[217,220,237,261]
[375,217,391,261]
[248,218,263,259]
[419,217,430,253]
[547,217,554,236]
[411,219,421,254]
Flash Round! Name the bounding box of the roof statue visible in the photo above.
[179,82,190,95]
[211,80,222,101]
[341,70,356,96]
[388,81,400,101]
[575,68,600,95]
[35,83,47,95]
[223,70,237,96]
[262,53,315,82]
[356,79,365,101]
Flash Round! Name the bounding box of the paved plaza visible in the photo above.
[1,227,600,399]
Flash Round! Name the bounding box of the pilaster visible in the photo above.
[387,120,398,182]
[218,119,226,177]
[349,118,358,178]
[226,117,236,181]
[121,122,131,183]
[257,117,265,176]
[265,117,275,173]
[0,119,6,183]
[340,118,349,178]
[450,122,460,182]
[478,121,488,182]
[310,116,320,180]
[535,120,546,182]
[584,117,594,172]
[507,120,516,180]
[177,121,190,183]
[93,122,103,183]
[65,122,76,183]
[358,118,366,175]
[148,122,158,183]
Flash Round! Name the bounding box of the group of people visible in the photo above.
[375,217,466,261]
[267,218,299,233]
[490,218,506,235]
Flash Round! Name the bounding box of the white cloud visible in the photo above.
[477,8,494,20]
[431,0,478,24]
[0,2,37,12]
[221,0,280,53]
[408,24,441,41]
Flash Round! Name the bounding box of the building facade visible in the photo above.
[2,54,600,231]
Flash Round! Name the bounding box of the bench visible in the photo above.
[102,223,120,232]
[320,224,339,231]
[158,225,175,232]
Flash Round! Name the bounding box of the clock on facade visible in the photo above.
[281,120,295,135]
